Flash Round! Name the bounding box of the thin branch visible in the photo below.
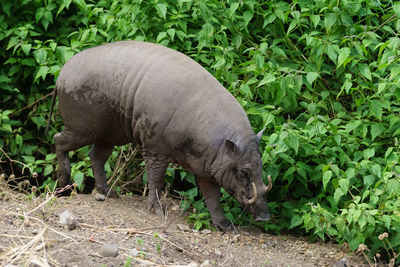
[10,92,54,117]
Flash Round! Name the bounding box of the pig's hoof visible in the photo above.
[216,220,233,232]
[98,187,118,198]
[154,206,164,217]
[105,190,118,198]
[147,202,165,217]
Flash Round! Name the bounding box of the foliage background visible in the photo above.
[1,0,399,263]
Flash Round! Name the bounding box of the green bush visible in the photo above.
[1,0,399,263]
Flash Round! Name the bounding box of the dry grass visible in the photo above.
[0,181,191,267]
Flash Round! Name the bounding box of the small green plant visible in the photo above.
[123,257,132,267]
[186,212,213,231]
[135,238,144,251]
[153,232,162,255]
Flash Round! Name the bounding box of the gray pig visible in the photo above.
[48,41,272,230]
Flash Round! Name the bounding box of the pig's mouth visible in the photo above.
[243,182,257,205]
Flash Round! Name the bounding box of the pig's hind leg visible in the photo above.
[54,128,93,195]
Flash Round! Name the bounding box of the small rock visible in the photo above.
[99,243,119,257]
[94,193,106,201]
[130,248,139,257]
[200,260,210,267]
[333,257,348,267]
[59,211,79,230]
[32,229,38,235]
[201,229,211,235]
[232,234,240,243]
[214,248,222,257]
[177,223,190,232]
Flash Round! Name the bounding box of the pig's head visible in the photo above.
[214,129,272,222]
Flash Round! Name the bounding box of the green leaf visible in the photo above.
[156,3,167,19]
[341,79,352,95]
[358,64,372,80]
[21,43,32,56]
[363,175,374,188]
[358,215,367,231]
[394,2,400,17]
[44,10,53,24]
[239,84,252,98]
[156,32,167,43]
[363,148,375,160]
[348,235,363,251]
[0,75,11,83]
[258,73,276,86]
[15,134,22,147]
[34,49,47,64]
[324,13,337,32]
[382,215,391,229]
[263,13,276,27]
[6,37,19,50]
[35,7,45,22]
[35,66,49,82]
[233,35,242,49]
[289,215,303,229]
[287,20,297,34]
[369,100,382,120]
[369,164,381,178]
[45,153,57,161]
[284,134,299,155]
[57,0,72,16]
[346,168,355,179]
[334,188,344,203]
[1,123,12,133]
[73,0,87,11]
[167,28,175,41]
[211,57,226,70]
[390,65,400,80]
[56,46,74,64]
[306,72,318,84]
[73,172,84,190]
[243,11,253,26]
[326,45,337,63]
[310,15,320,28]
[337,47,350,68]
[22,155,35,163]
[228,2,239,18]
[339,179,349,194]
[275,8,285,22]
[322,170,332,192]
[253,53,264,68]
[370,123,385,140]
[385,147,393,159]
[44,165,53,176]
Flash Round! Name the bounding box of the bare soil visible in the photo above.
[0,188,366,267]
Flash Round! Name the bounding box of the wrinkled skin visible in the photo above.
[52,41,271,230]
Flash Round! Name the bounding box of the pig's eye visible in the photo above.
[240,169,250,178]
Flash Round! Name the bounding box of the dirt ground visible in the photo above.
[0,187,366,267]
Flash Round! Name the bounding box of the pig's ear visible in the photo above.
[225,139,237,155]
[256,128,265,143]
